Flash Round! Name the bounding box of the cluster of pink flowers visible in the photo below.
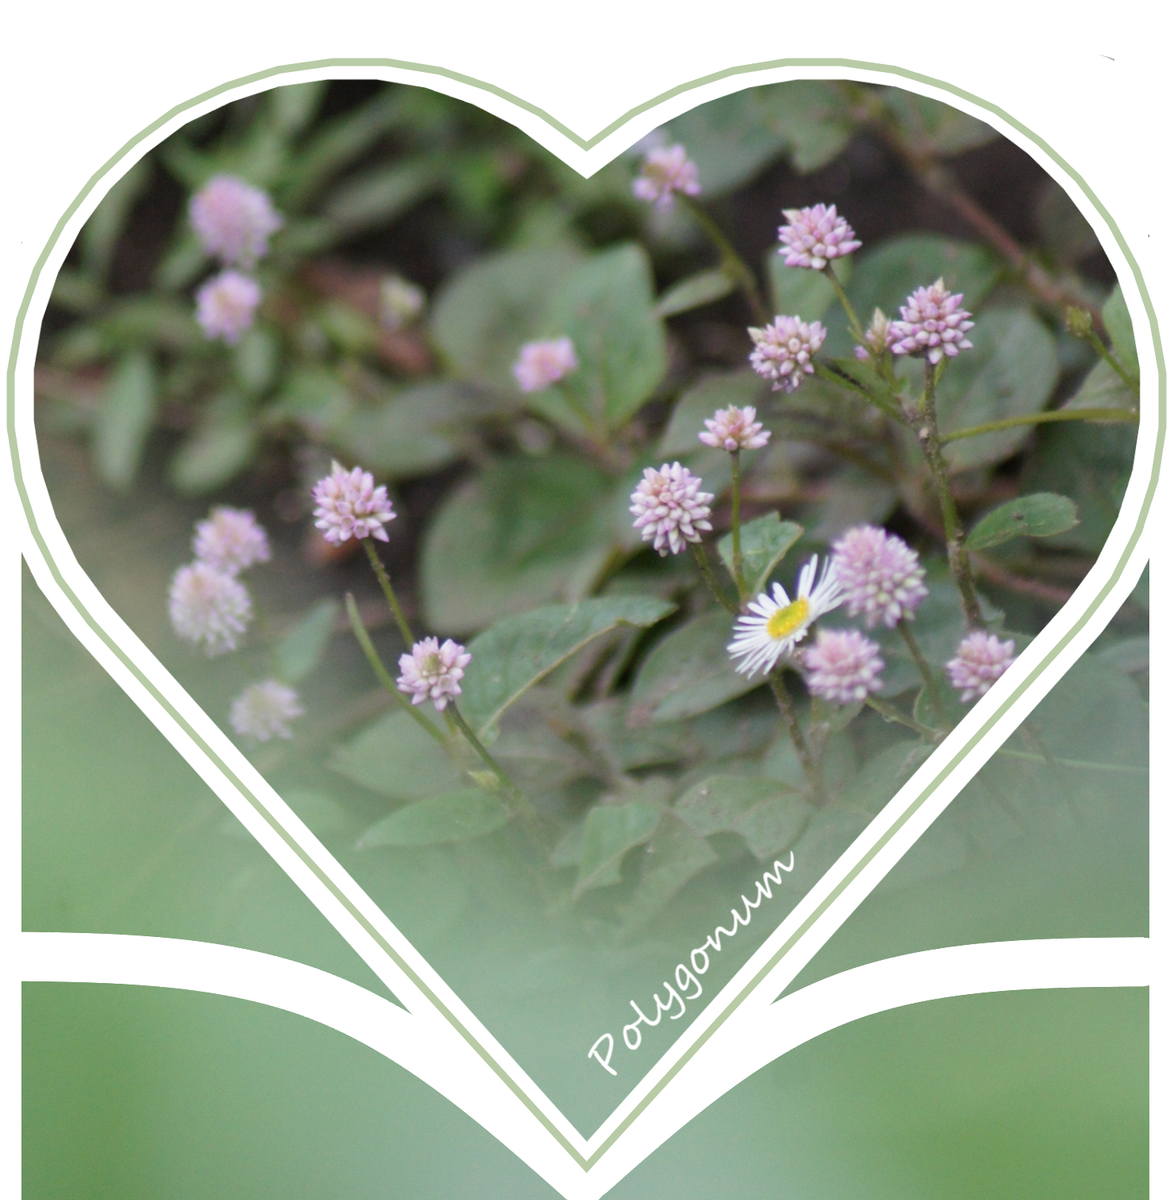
[946,631,1017,701]
[629,462,714,556]
[748,315,826,393]
[190,175,283,345]
[831,525,928,630]
[802,628,885,704]
[311,461,397,544]
[698,405,770,452]
[168,505,305,742]
[633,144,701,213]
[229,681,304,742]
[778,204,861,271]
[513,337,578,393]
[397,637,471,711]
[888,278,975,365]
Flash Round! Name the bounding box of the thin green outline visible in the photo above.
[8,57,1164,1171]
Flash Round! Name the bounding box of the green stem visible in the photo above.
[680,195,768,323]
[362,538,414,648]
[729,450,747,601]
[939,406,1138,444]
[897,620,948,728]
[448,705,536,823]
[1082,326,1140,393]
[768,674,826,805]
[690,541,740,615]
[343,594,449,746]
[865,696,938,740]
[823,263,865,344]
[918,361,986,630]
[995,748,1147,776]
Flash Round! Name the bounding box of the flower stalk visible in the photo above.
[447,705,536,824]
[917,361,985,629]
[897,619,948,727]
[729,449,747,600]
[768,672,827,805]
[362,538,415,648]
[690,542,740,615]
[679,195,768,323]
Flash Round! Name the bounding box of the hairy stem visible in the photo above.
[897,619,949,727]
[730,450,747,600]
[362,538,414,648]
[448,705,536,823]
[344,594,448,746]
[939,406,1138,444]
[823,262,865,344]
[768,674,827,805]
[680,195,768,324]
[690,541,740,615]
[918,361,986,630]
[865,696,939,740]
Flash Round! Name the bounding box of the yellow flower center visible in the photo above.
[766,596,810,641]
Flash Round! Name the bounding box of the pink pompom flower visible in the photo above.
[888,278,975,365]
[777,204,861,270]
[802,628,885,704]
[748,315,826,393]
[311,461,396,545]
[168,561,252,656]
[229,681,304,742]
[630,462,714,556]
[698,405,771,452]
[397,637,472,712]
[830,525,929,630]
[633,144,701,213]
[512,337,578,393]
[190,175,283,268]
[193,507,271,576]
[195,270,261,344]
[946,631,1017,702]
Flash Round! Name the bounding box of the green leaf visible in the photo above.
[665,81,854,194]
[355,789,511,849]
[936,306,1061,469]
[1061,357,1138,413]
[429,246,582,391]
[275,600,340,685]
[838,740,933,812]
[331,383,464,479]
[574,802,663,895]
[1018,419,1136,554]
[657,371,764,459]
[621,816,719,930]
[281,90,408,209]
[460,596,675,737]
[1102,284,1139,379]
[676,775,809,859]
[168,419,257,495]
[233,329,280,396]
[420,455,617,633]
[717,512,803,596]
[319,161,439,236]
[653,268,736,318]
[880,89,998,156]
[912,668,968,731]
[542,243,668,435]
[99,295,202,352]
[268,81,328,136]
[966,493,1079,553]
[93,351,156,490]
[266,366,354,437]
[330,710,461,801]
[629,609,760,724]
[80,159,152,281]
[768,253,847,324]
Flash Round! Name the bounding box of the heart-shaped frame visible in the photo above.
[12,57,1160,1199]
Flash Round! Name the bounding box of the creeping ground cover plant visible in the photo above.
[32,78,1146,1111]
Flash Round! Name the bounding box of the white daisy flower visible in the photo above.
[727,555,844,677]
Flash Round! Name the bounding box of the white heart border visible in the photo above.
[9,56,1161,1196]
